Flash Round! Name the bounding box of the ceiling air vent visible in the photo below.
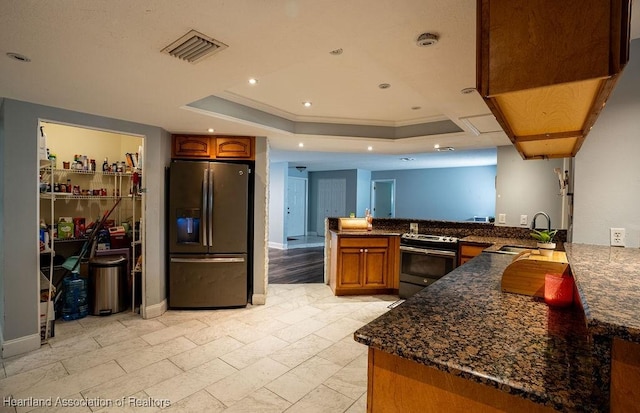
[162,30,228,64]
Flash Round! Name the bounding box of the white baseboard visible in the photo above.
[268,241,286,249]
[2,333,41,358]
[252,294,266,305]
[143,299,167,319]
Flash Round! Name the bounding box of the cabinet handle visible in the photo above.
[364,249,368,253]
[360,249,364,252]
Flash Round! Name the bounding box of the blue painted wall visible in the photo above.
[372,165,496,221]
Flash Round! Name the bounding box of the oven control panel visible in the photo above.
[401,233,458,244]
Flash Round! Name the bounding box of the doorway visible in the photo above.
[287,177,307,239]
[371,179,395,218]
[37,121,145,343]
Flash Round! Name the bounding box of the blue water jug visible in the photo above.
[62,271,88,320]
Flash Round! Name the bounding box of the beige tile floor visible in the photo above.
[1,284,396,413]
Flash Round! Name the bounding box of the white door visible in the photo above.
[317,178,346,234]
[287,177,307,238]
[371,180,395,218]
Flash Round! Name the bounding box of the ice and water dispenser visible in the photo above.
[176,208,201,244]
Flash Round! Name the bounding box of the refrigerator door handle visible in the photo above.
[202,169,208,247]
[170,257,245,263]
[208,168,214,247]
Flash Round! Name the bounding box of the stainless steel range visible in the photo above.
[399,233,458,298]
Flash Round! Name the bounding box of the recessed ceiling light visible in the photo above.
[207,128,215,133]
[461,87,475,95]
[329,48,343,55]
[248,78,258,85]
[434,144,440,149]
[378,83,391,89]
[400,157,415,162]
[303,101,312,107]
[6,52,30,62]
[411,106,422,110]
[298,142,304,148]
[367,146,373,151]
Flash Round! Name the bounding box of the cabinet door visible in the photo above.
[363,247,388,287]
[173,135,211,158]
[215,137,253,159]
[338,247,363,288]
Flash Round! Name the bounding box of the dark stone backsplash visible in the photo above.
[327,217,567,243]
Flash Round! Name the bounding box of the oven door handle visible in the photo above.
[400,245,457,258]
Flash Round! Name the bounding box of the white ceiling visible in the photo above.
[1,1,638,171]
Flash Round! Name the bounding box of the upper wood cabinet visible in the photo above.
[477,0,631,160]
[215,137,253,159]
[173,135,212,158]
[171,135,254,160]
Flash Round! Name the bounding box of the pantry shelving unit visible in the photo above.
[130,184,142,314]
[38,165,143,335]
[39,158,55,343]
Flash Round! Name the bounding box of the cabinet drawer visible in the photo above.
[339,237,389,248]
[460,243,490,257]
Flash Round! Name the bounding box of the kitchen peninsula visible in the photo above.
[354,243,640,412]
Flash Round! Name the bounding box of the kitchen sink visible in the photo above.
[493,245,533,255]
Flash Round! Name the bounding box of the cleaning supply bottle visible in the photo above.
[365,208,373,231]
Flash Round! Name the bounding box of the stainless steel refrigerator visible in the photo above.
[168,160,250,308]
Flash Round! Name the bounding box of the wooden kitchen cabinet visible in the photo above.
[172,135,212,158]
[214,136,253,158]
[477,0,631,160]
[329,233,399,295]
[367,348,556,413]
[172,135,255,160]
[459,241,491,266]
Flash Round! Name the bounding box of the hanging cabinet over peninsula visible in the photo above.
[476,0,631,159]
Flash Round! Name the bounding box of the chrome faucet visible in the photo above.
[531,211,551,232]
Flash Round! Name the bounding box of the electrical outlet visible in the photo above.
[520,215,528,225]
[610,228,626,247]
[410,223,418,234]
[498,214,506,224]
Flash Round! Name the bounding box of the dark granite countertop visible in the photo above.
[460,235,540,252]
[329,229,403,236]
[354,252,603,412]
[565,243,640,342]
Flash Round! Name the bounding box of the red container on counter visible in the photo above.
[544,273,574,307]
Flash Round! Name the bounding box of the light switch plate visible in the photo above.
[520,215,528,225]
[498,213,506,224]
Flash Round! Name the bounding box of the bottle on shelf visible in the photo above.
[102,157,109,172]
[61,271,88,321]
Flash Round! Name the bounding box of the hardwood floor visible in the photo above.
[268,247,324,284]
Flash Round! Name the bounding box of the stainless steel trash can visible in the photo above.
[89,256,128,315]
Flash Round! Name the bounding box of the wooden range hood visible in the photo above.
[477,0,632,160]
